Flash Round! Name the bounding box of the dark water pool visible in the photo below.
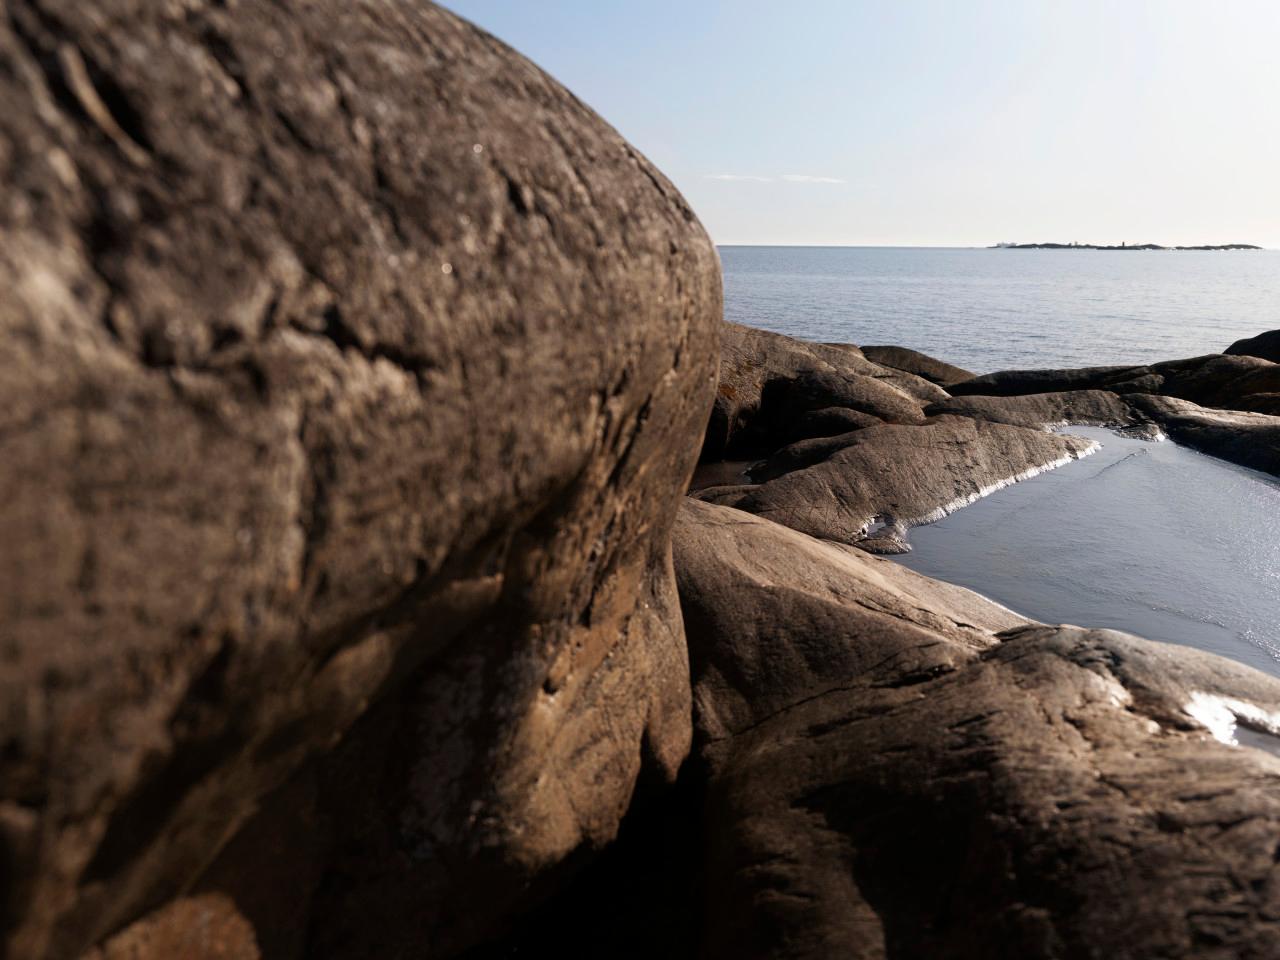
[894,426,1280,678]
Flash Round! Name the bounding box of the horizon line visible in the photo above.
[714,242,1275,250]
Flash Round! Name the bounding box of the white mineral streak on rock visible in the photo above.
[901,441,1101,527]
[1185,691,1280,746]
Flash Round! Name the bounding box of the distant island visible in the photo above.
[992,241,1262,251]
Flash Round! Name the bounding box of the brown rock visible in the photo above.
[79,895,259,960]
[790,406,884,442]
[862,344,976,387]
[673,499,1023,740]
[1226,329,1280,364]
[1236,392,1280,416]
[675,501,1280,960]
[0,2,719,956]
[697,415,1097,546]
[951,354,1280,413]
[750,430,870,483]
[808,342,952,405]
[704,323,930,459]
[927,389,1141,430]
[1127,395,1280,477]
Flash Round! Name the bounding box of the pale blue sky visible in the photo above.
[444,1,1280,248]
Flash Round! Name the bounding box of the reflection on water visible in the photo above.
[894,426,1280,678]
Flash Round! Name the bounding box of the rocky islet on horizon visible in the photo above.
[3,3,1280,958]
[993,241,1264,250]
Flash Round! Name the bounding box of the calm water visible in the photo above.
[723,247,1280,679]
[896,428,1280,679]
[721,246,1280,373]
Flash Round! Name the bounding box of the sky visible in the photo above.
[443,1,1280,248]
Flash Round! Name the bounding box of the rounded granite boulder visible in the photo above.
[0,2,720,956]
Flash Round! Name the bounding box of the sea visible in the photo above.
[722,246,1280,681]
[721,245,1280,373]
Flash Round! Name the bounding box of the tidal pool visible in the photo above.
[894,426,1280,678]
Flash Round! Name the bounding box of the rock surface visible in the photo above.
[698,416,1097,547]
[935,342,1280,479]
[675,500,1280,960]
[7,0,1279,955]
[927,389,1141,431]
[703,323,939,459]
[950,353,1280,414]
[1227,329,1280,364]
[1128,395,1280,477]
[0,2,719,957]
[862,344,976,387]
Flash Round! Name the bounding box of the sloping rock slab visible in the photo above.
[0,2,719,956]
[1128,395,1280,477]
[676,502,1280,960]
[673,499,1024,740]
[927,389,1141,430]
[951,354,1280,413]
[697,416,1097,545]
[862,344,976,387]
[698,625,1280,960]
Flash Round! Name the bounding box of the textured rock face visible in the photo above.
[1128,395,1280,476]
[927,389,1141,430]
[675,501,1280,960]
[1227,329,1280,364]
[703,323,939,459]
[950,353,1280,413]
[938,350,1280,478]
[673,499,1024,739]
[694,325,1107,553]
[0,2,719,957]
[861,344,976,387]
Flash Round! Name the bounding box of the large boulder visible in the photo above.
[1226,329,1280,364]
[0,2,719,957]
[675,500,1280,960]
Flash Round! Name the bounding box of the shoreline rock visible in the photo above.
[675,499,1280,960]
[698,416,1098,549]
[1,3,719,957]
[6,0,1280,953]
[1227,328,1280,364]
[862,344,977,387]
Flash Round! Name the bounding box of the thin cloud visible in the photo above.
[782,174,846,184]
[705,173,773,182]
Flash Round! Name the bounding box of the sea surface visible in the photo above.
[722,247,1280,680]
[895,428,1280,679]
[721,245,1280,373]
